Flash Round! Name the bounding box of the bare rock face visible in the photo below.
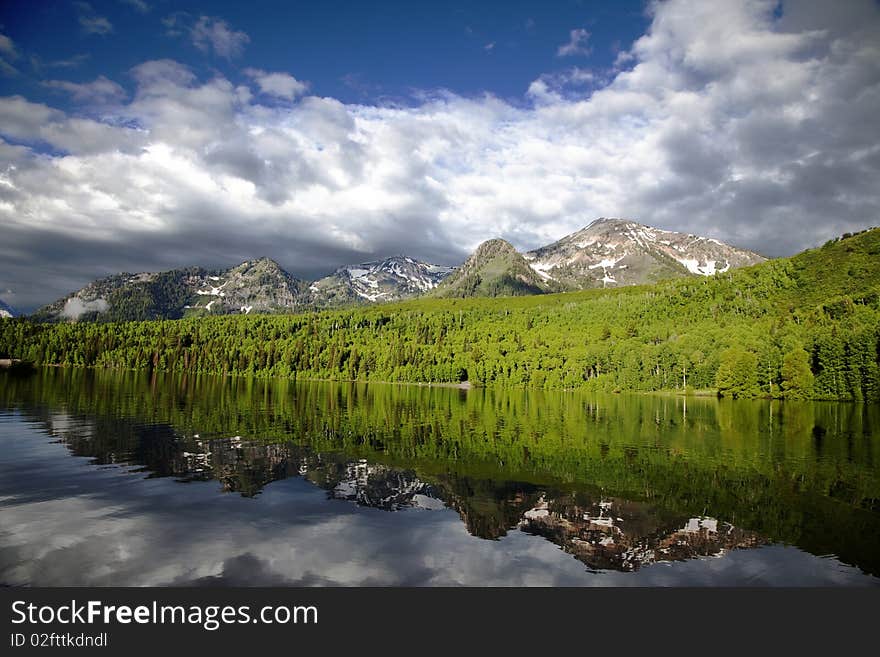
[31,255,453,321]
[208,257,311,314]
[524,218,766,289]
[30,258,311,322]
[309,256,454,306]
[29,218,767,320]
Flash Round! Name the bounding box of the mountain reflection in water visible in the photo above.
[0,368,878,586]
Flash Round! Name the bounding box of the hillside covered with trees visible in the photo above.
[2,228,879,401]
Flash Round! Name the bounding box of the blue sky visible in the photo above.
[1,0,648,108]
[1,1,879,311]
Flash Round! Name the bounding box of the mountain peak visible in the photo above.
[587,217,634,227]
[310,255,454,305]
[526,219,765,289]
[27,220,769,320]
[472,238,517,257]
[237,256,284,270]
[434,238,552,298]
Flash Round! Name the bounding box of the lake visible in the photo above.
[1,368,878,586]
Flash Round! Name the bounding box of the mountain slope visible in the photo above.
[0,299,16,319]
[26,218,771,320]
[30,269,207,322]
[309,256,454,306]
[193,258,311,315]
[31,255,452,322]
[4,228,879,401]
[433,239,557,298]
[32,258,311,322]
[525,218,765,289]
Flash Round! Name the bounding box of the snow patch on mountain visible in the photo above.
[677,258,731,276]
[196,280,228,296]
[524,218,764,289]
[311,256,455,305]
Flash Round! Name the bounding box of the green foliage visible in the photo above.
[716,348,759,398]
[781,347,814,399]
[2,228,879,401]
[433,238,553,298]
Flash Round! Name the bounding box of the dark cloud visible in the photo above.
[1,0,879,310]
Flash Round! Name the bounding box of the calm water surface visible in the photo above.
[1,368,878,586]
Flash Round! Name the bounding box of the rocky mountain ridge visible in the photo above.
[310,256,455,306]
[31,255,455,322]
[29,218,765,320]
[524,218,765,289]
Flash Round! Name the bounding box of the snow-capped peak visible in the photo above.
[525,218,765,289]
[311,255,456,304]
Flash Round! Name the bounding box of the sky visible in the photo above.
[1,0,879,311]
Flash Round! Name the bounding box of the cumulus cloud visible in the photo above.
[190,16,250,59]
[557,28,591,57]
[44,75,127,104]
[75,2,114,36]
[0,33,19,76]
[1,0,879,311]
[244,68,308,100]
[527,67,596,103]
[0,95,143,153]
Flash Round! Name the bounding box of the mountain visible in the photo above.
[0,299,16,319]
[433,238,557,298]
[32,255,452,322]
[525,218,765,289]
[194,258,311,315]
[31,258,311,323]
[28,218,768,319]
[308,256,454,306]
[6,228,879,404]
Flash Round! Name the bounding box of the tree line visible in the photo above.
[2,228,879,401]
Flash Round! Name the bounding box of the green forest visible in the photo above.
[2,228,879,401]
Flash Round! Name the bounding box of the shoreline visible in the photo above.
[12,364,863,402]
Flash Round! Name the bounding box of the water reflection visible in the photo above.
[0,368,878,585]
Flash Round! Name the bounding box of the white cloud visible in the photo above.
[0,96,65,141]
[0,59,18,77]
[0,96,145,161]
[1,0,879,310]
[0,33,19,75]
[44,75,127,104]
[76,2,114,36]
[0,34,17,59]
[61,297,108,319]
[557,28,591,57]
[120,0,150,12]
[79,19,112,37]
[40,54,91,70]
[191,16,249,59]
[244,68,308,100]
